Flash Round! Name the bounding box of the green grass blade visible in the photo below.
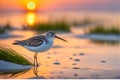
[0,44,33,65]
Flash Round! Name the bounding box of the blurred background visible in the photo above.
[0,0,120,79]
[0,0,120,30]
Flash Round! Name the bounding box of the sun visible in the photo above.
[27,1,36,10]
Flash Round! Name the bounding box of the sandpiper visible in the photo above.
[13,31,67,66]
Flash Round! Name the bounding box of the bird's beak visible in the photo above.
[55,35,67,42]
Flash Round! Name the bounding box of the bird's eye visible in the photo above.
[51,33,55,36]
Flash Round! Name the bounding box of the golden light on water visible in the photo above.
[27,1,36,10]
[26,12,36,26]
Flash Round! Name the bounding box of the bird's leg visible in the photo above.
[36,53,39,66]
[34,53,36,66]
[35,52,39,66]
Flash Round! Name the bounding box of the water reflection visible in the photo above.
[33,65,38,77]
[0,69,30,78]
[0,65,45,79]
[26,12,36,26]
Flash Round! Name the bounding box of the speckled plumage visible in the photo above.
[13,35,47,47]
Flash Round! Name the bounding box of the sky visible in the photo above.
[0,0,120,11]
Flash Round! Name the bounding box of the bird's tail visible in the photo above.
[12,40,21,45]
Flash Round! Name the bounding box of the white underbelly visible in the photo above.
[24,41,53,52]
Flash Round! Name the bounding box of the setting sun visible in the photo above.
[27,1,36,10]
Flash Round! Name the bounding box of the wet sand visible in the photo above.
[0,30,120,79]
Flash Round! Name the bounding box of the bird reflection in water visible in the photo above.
[33,65,39,77]
[31,65,45,79]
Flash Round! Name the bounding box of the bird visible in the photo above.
[13,31,67,66]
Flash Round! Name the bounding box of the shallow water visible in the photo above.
[0,29,120,79]
[0,11,120,79]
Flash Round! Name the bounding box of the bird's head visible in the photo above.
[46,31,67,42]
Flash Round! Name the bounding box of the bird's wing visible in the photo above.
[13,35,47,47]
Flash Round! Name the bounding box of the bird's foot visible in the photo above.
[36,64,39,67]
[34,63,42,67]
[36,63,42,66]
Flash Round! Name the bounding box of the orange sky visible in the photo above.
[0,0,120,11]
